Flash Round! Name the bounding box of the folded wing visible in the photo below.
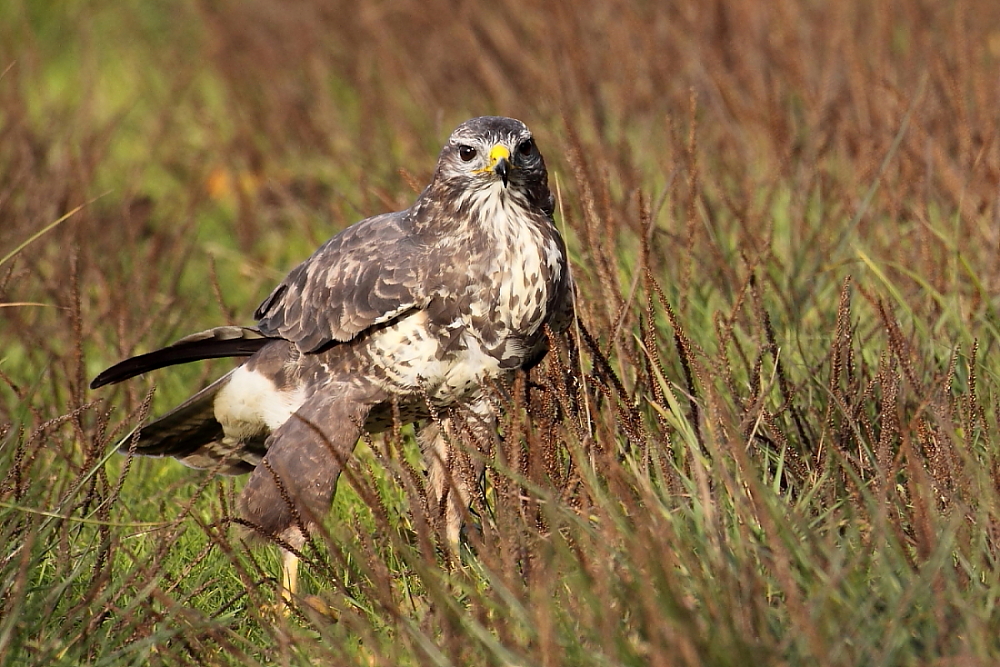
[254,211,431,353]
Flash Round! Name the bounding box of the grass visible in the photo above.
[3,0,1000,664]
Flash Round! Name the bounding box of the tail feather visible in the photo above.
[120,370,265,475]
[91,326,273,389]
[121,373,230,458]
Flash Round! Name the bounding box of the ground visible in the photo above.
[2,1,1000,665]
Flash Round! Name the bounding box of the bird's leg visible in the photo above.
[277,547,299,614]
[419,401,494,551]
[277,542,335,618]
[419,419,463,548]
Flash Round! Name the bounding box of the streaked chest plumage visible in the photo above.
[369,182,566,400]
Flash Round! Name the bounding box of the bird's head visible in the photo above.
[433,116,549,204]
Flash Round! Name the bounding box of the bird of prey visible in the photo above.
[91,116,573,609]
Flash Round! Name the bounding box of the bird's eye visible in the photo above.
[517,139,534,156]
[458,145,477,162]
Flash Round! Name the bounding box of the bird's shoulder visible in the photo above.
[255,208,434,353]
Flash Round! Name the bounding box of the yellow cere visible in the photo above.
[475,144,512,174]
[489,145,511,164]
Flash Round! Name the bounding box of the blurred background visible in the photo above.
[4,0,1000,375]
[3,1,1000,665]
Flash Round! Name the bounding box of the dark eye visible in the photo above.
[517,139,534,156]
[458,145,477,162]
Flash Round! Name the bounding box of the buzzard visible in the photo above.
[92,116,573,608]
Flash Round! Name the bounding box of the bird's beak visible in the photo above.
[489,145,511,187]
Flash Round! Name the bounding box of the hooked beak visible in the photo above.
[489,145,511,187]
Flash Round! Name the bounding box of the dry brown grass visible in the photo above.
[3,1,1000,665]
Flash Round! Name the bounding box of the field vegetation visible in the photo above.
[3,1,1000,664]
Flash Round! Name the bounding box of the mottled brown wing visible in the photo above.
[254,211,429,353]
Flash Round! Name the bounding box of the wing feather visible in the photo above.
[90,326,271,389]
[254,211,427,353]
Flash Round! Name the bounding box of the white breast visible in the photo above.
[369,311,504,402]
[370,310,451,386]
